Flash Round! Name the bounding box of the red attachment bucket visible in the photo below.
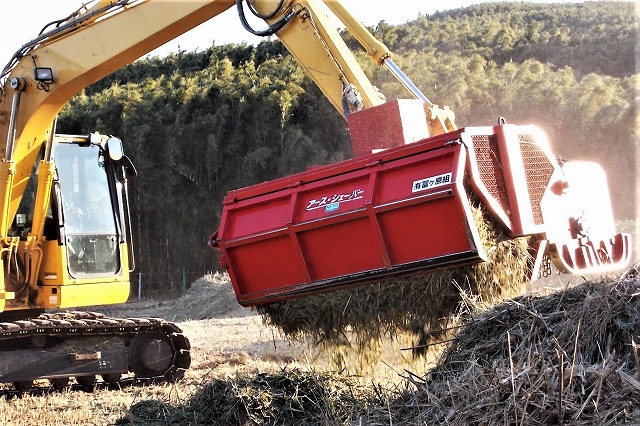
[213,109,630,306]
[212,130,489,306]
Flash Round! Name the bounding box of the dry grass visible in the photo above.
[257,200,532,367]
[117,369,378,425]
[0,274,312,426]
[1,269,637,425]
[362,275,640,425]
[95,273,254,322]
[0,385,174,425]
[111,274,639,426]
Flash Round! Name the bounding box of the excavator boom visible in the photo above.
[1,0,235,229]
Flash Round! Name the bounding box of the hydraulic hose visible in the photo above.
[246,0,285,19]
[236,0,295,37]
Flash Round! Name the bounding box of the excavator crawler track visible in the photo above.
[0,311,191,391]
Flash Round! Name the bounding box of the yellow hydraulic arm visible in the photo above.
[0,0,236,233]
[243,0,456,130]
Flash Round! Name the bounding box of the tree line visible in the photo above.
[57,1,637,291]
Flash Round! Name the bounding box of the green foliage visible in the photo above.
[376,1,636,78]
[59,46,350,288]
[57,2,637,290]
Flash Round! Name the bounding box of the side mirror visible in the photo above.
[106,137,124,161]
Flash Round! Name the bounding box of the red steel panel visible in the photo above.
[299,217,386,281]
[223,194,292,238]
[295,175,369,223]
[347,99,429,157]
[214,138,486,306]
[224,234,304,297]
[377,194,474,265]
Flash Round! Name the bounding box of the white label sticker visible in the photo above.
[306,189,364,212]
[49,295,58,305]
[412,172,452,193]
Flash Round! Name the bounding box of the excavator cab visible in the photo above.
[7,134,135,311]
[55,139,121,276]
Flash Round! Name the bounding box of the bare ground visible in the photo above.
[0,270,632,425]
[0,273,432,425]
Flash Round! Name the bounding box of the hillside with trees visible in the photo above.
[57,1,638,293]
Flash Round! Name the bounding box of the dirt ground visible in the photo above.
[0,273,433,425]
[101,273,443,382]
[0,271,628,425]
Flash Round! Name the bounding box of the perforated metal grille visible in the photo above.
[538,251,553,279]
[519,134,554,225]
[472,134,511,217]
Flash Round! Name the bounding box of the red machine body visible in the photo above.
[212,102,631,307]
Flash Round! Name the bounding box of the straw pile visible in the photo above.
[117,369,378,426]
[361,276,640,425]
[117,276,638,425]
[94,273,253,322]
[257,200,531,356]
[167,273,253,321]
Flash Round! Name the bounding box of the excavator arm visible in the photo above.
[1,0,234,232]
[241,0,456,128]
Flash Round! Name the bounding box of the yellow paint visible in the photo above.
[37,281,130,309]
[58,281,130,308]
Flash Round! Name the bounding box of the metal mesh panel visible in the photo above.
[472,134,511,217]
[519,134,554,225]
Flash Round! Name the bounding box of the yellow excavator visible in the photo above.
[0,0,630,391]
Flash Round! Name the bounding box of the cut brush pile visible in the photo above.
[117,369,378,426]
[116,275,639,425]
[257,201,532,355]
[362,275,640,425]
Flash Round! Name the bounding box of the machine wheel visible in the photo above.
[13,381,32,392]
[76,375,96,392]
[128,334,174,379]
[51,378,70,390]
